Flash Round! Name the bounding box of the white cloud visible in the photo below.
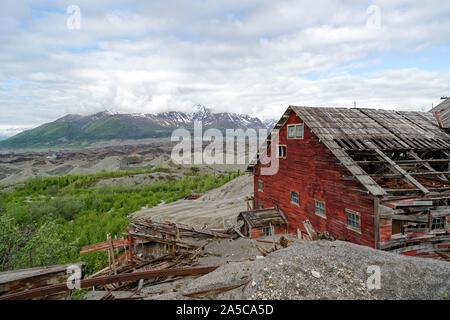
[0,0,449,135]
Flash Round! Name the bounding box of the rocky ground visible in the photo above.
[86,238,450,300]
[0,139,248,186]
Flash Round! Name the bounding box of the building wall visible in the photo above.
[250,224,287,238]
[254,111,376,248]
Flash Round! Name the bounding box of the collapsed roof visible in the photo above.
[430,97,450,129]
[249,106,450,197]
[238,207,288,228]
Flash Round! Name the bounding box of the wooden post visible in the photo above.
[246,197,250,210]
[107,234,117,275]
[127,233,134,267]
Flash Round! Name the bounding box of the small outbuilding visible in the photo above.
[238,207,288,238]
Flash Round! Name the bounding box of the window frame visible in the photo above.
[262,226,272,237]
[287,123,304,140]
[277,145,287,159]
[258,179,263,192]
[346,209,361,233]
[314,199,326,218]
[287,125,295,138]
[431,216,446,230]
[291,190,300,206]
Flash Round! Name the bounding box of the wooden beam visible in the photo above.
[384,187,450,194]
[390,214,428,223]
[0,266,218,300]
[370,171,450,178]
[408,151,448,181]
[374,148,430,194]
[128,231,198,249]
[357,159,450,165]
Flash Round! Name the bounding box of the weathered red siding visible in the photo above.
[250,225,287,238]
[254,112,376,248]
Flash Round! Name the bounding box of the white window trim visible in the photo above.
[314,199,326,219]
[346,209,361,234]
[262,226,273,237]
[291,190,300,206]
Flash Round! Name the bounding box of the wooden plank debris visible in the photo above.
[0,266,218,300]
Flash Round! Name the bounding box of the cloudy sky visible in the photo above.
[1,0,450,137]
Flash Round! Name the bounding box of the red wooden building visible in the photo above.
[248,105,450,260]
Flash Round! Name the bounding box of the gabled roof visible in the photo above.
[249,106,450,197]
[238,207,288,228]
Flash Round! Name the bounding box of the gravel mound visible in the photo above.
[247,240,450,300]
[143,239,450,300]
[198,174,253,201]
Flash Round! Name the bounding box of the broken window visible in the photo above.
[262,226,272,236]
[315,199,326,217]
[278,145,287,158]
[392,220,402,235]
[258,180,263,192]
[291,191,299,205]
[346,209,360,231]
[431,216,446,230]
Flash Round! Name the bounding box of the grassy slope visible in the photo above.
[0,117,175,149]
[0,168,242,274]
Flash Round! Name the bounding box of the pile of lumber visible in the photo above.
[256,236,291,256]
[89,251,209,300]
[0,219,231,300]
[298,220,336,241]
[129,219,237,244]
[80,220,236,299]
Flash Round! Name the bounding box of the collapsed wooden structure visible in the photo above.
[249,104,450,260]
[0,263,86,300]
[430,97,450,130]
[237,207,288,238]
[0,219,238,300]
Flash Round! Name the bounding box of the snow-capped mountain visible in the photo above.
[262,118,278,130]
[94,104,270,130]
[0,105,276,149]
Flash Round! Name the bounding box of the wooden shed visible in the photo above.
[248,106,450,260]
[238,207,288,238]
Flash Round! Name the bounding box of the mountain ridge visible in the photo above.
[0,105,277,150]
